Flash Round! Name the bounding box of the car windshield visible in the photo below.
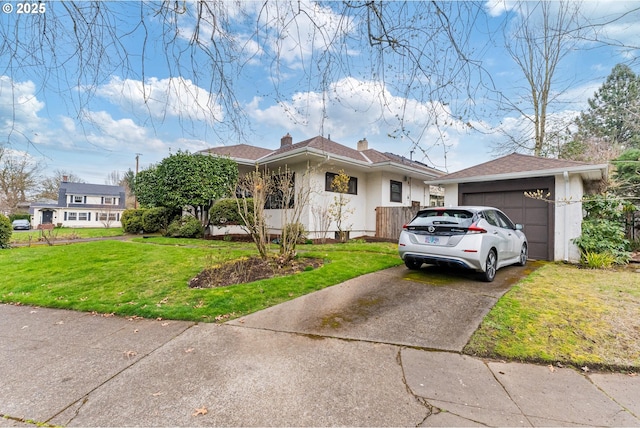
[410,209,474,227]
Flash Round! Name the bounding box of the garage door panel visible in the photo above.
[483,193,505,207]
[524,207,547,225]
[464,193,485,206]
[460,179,552,261]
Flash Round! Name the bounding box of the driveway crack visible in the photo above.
[396,348,435,426]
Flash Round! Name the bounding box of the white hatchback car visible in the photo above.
[398,206,527,282]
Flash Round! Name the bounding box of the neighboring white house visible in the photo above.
[29,180,126,229]
[425,153,609,262]
[201,134,445,239]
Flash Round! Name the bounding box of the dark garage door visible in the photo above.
[459,177,554,261]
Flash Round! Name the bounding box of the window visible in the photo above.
[73,195,83,203]
[325,172,357,195]
[103,197,113,205]
[67,212,77,221]
[78,212,88,221]
[265,173,295,209]
[390,180,402,203]
[99,212,117,221]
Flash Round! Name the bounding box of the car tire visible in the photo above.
[404,258,422,270]
[518,244,528,266]
[481,250,497,282]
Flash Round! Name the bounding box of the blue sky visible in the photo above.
[1,1,639,185]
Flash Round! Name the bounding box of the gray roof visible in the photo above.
[200,136,444,178]
[427,153,608,184]
[61,182,124,196]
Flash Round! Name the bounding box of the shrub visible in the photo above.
[121,209,145,234]
[210,198,252,226]
[573,195,630,265]
[166,215,204,238]
[582,252,616,269]
[283,222,307,244]
[142,207,174,233]
[0,214,12,249]
[9,213,30,222]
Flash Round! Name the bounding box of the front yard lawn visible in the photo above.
[464,263,640,371]
[10,227,125,244]
[2,237,638,371]
[0,238,401,321]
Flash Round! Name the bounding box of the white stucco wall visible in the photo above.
[443,183,459,206]
[553,173,585,262]
[214,162,436,240]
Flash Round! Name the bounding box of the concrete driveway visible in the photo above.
[228,263,532,351]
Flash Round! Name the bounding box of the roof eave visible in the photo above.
[369,161,444,179]
[425,164,609,185]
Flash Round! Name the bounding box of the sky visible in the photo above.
[1,0,640,186]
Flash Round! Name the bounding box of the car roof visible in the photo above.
[417,206,499,213]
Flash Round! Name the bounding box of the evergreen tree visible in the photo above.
[563,64,640,162]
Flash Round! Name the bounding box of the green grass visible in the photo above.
[464,263,640,371]
[10,227,125,243]
[0,239,402,322]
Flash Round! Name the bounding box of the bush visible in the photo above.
[210,198,252,226]
[166,215,204,238]
[573,195,630,265]
[582,252,616,269]
[9,213,30,222]
[283,222,307,244]
[0,214,12,249]
[142,207,174,233]
[121,209,145,234]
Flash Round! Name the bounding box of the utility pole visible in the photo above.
[134,153,142,209]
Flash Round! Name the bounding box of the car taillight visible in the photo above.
[467,222,487,234]
[402,224,408,229]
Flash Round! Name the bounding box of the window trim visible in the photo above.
[390,180,402,203]
[325,172,357,195]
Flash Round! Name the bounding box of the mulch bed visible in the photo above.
[188,256,324,288]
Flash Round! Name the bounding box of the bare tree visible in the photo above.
[0,148,42,213]
[36,170,85,201]
[0,1,493,163]
[327,170,354,243]
[234,166,272,261]
[494,1,584,156]
[276,167,312,263]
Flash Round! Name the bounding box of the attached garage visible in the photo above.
[426,154,608,262]
[458,177,553,260]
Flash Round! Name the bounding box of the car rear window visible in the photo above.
[410,209,474,227]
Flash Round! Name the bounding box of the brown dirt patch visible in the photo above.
[188,256,324,288]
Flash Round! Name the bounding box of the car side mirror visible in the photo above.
[515,224,524,231]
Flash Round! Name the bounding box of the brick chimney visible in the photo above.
[280,133,293,147]
[357,138,368,151]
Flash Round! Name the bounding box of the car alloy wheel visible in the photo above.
[518,244,528,266]
[482,250,497,282]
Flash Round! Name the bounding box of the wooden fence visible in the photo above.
[375,206,422,241]
[626,210,640,242]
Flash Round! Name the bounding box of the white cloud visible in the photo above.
[95,76,224,125]
[0,76,47,144]
[81,110,167,152]
[246,76,470,170]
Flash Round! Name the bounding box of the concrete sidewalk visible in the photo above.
[1,268,639,426]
